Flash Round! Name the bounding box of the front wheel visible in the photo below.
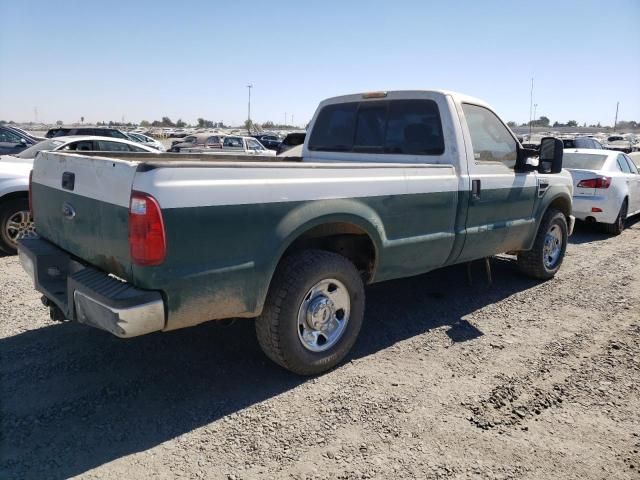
[256,250,365,375]
[517,209,568,280]
[0,198,35,255]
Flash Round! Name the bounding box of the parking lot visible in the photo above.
[1,220,638,479]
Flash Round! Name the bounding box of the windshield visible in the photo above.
[562,153,608,170]
[16,139,65,159]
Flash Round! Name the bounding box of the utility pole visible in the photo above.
[613,101,619,132]
[528,78,534,139]
[533,104,538,127]
[247,84,253,133]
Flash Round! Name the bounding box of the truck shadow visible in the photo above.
[1,257,539,478]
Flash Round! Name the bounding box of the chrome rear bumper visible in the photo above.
[18,237,165,338]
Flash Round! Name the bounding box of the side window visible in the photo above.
[184,136,196,144]
[206,136,219,145]
[0,129,22,143]
[96,140,130,152]
[63,140,94,151]
[308,102,357,151]
[384,100,444,155]
[462,104,517,166]
[247,139,263,150]
[128,144,148,152]
[623,155,638,174]
[224,137,243,148]
[617,155,631,173]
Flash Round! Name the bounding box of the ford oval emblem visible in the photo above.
[62,202,76,219]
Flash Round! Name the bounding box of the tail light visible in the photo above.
[129,191,166,266]
[28,171,33,212]
[577,176,611,189]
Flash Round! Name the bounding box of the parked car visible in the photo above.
[45,127,129,140]
[252,134,281,150]
[169,129,188,138]
[125,132,166,151]
[563,149,640,235]
[3,126,46,142]
[0,137,157,254]
[0,126,40,155]
[561,137,605,150]
[169,134,224,152]
[20,90,572,375]
[276,132,306,155]
[182,135,276,156]
[605,135,633,154]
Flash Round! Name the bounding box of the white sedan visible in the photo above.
[0,136,157,254]
[564,149,640,235]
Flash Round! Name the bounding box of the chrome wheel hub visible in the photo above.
[543,224,562,269]
[297,278,350,352]
[5,210,35,246]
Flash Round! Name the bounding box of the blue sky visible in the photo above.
[1,0,639,126]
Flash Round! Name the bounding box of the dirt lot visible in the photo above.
[1,221,639,479]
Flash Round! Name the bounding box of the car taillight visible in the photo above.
[577,176,611,189]
[129,191,166,266]
[28,171,33,212]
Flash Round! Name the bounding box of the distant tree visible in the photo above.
[176,118,186,128]
[56,120,63,126]
[262,120,275,128]
[140,120,150,127]
[161,117,175,127]
[0,120,5,125]
[566,120,578,127]
[552,121,560,127]
[597,122,601,128]
[81,116,84,124]
[244,119,253,132]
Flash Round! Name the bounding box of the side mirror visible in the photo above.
[515,144,539,172]
[539,137,563,174]
[20,138,27,145]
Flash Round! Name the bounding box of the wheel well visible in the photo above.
[548,196,571,220]
[0,191,29,206]
[282,222,377,282]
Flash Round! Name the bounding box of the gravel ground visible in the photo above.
[1,221,639,479]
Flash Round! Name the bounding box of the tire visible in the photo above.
[517,208,568,280]
[256,250,365,376]
[601,199,627,236]
[0,198,33,255]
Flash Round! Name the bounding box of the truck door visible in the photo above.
[456,103,538,262]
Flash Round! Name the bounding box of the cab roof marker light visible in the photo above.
[362,91,388,99]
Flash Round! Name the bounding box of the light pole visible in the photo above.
[533,104,538,128]
[247,83,253,133]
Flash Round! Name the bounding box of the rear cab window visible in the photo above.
[308,99,444,156]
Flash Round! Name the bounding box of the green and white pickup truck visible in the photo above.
[19,90,574,375]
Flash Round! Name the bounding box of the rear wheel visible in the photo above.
[256,250,365,375]
[0,198,34,255]
[601,199,627,236]
[517,208,568,280]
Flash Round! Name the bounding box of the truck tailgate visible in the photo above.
[31,152,138,280]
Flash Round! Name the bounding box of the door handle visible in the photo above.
[471,179,481,200]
